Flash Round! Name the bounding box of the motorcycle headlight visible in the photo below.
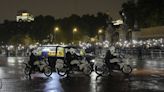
[91,59,95,63]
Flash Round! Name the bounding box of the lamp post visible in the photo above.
[73,27,78,44]
[98,29,103,42]
[54,27,59,43]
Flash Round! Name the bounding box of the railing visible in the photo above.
[0,49,30,57]
[117,48,164,59]
[1,47,164,59]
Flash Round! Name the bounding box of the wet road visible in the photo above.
[0,56,164,92]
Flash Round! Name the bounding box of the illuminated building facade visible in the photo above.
[16,10,34,22]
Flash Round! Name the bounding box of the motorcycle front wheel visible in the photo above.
[44,66,52,77]
[95,64,110,76]
[122,65,132,75]
[24,63,31,76]
[83,66,92,76]
[24,66,31,75]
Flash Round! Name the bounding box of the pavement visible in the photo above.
[0,56,164,92]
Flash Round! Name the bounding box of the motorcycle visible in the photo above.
[24,57,52,77]
[55,58,92,76]
[94,54,132,76]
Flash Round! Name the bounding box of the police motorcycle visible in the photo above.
[94,46,132,76]
[24,48,52,77]
[55,46,92,76]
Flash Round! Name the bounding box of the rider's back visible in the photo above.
[29,53,37,66]
[105,50,116,61]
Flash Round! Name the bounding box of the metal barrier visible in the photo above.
[150,50,164,59]
[117,48,164,59]
[2,47,164,58]
[0,49,30,57]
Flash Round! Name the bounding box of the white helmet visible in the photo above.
[32,49,37,56]
[109,46,115,54]
[68,48,76,54]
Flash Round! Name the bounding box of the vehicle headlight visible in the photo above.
[91,59,95,63]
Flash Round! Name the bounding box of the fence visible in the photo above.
[117,48,164,59]
[1,47,164,59]
[0,49,30,57]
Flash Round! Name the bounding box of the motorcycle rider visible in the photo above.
[66,48,83,70]
[65,48,73,67]
[28,49,48,76]
[28,49,37,77]
[104,46,118,70]
[65,48,77,69]
[34,55,48,71]
[28,49,37,69]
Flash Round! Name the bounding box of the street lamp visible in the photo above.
[98,29,103,34]
[91,38,96,42]
[73,27,78,44]
[53,27,60,43]
[98,29,103,42]
[54,27,59,32]
[73,28,77,33]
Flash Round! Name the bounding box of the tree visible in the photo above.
[121,0,137,29]
[8,34,34,45]
[121,0,164,28]
[0,12,110,44]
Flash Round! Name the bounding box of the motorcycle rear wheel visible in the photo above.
[56,68,67,76]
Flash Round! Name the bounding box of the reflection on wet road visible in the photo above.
[0,56,164,92]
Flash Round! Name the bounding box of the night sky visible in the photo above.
[0,0,127,22]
